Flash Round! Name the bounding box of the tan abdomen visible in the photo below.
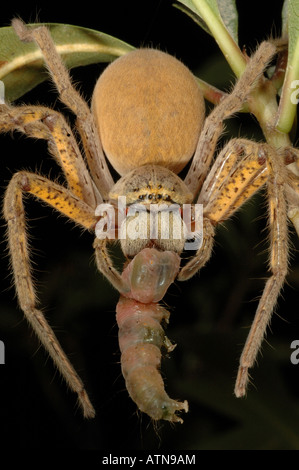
[92,49,204,176]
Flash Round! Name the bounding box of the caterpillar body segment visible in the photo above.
[116,248,188,423]
[121,247,181,303]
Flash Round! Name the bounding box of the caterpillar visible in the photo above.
[116,248,188,423]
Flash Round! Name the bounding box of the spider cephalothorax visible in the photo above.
[0,19,294,422]
[105,164,194,257]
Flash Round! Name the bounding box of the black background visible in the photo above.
[1,0,299,451]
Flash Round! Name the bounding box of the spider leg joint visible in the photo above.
[12,18,35,43]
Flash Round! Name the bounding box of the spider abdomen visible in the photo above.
[92,49,204,176]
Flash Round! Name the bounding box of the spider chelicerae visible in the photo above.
[0,18,298,422]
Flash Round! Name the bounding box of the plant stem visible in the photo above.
[192,0,246,77]
[248,77,291,149]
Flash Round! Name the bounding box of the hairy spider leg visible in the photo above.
[183,138,288,397]
[184,41,276,198]
[93,238,129,294]
[3,171,96,417]
[12,18,114,200]
[178,138,269,280]
[234,147,288,396]
[0,103,98,206]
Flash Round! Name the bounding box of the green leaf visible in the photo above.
[0,23,134,102]
[276,0,299,133]
[175,0,245,76]
[281,0,289,38]
[174,0,214,36]
[217,0,238,44]
[175,0,238,44]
